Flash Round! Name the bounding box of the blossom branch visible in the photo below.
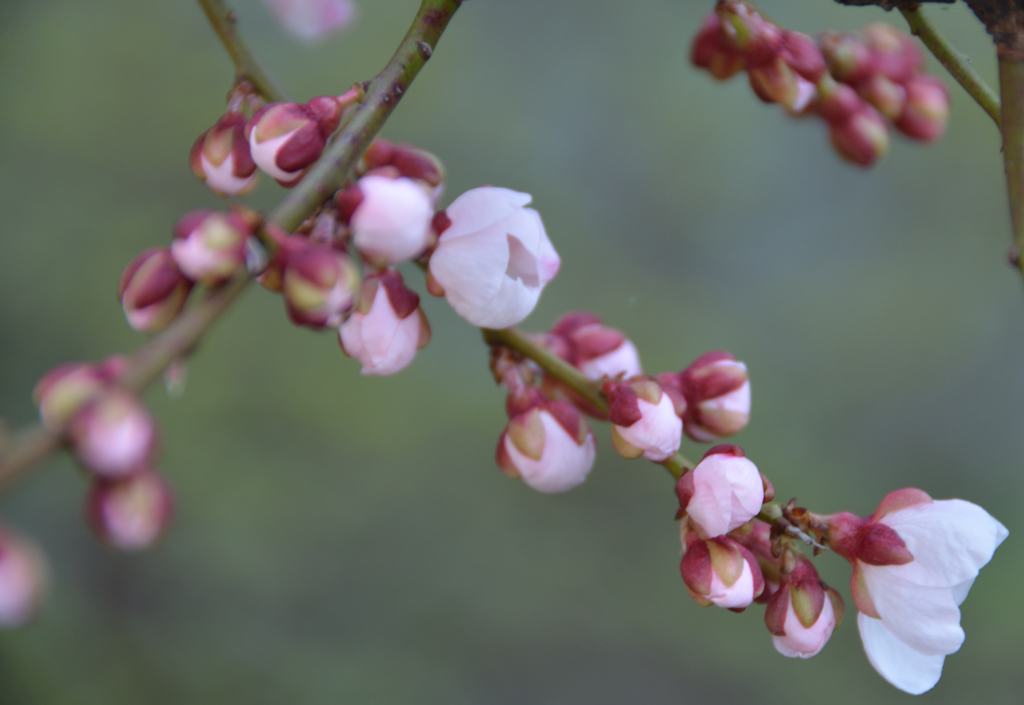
[197,0,290,103]
[899,5,1001,127]
[0,0,463,493]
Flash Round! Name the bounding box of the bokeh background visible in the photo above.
[0,0,1021,702]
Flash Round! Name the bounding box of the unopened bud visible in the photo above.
[33,356,125,431]
[268,0,357,44]
[549,312,642,382]
[778,31,826,83]
[68,389,157,478]
[363,139,446,189]
[339,269,430,376]
[86,468,175,552]
[691,12,744,81]
[820,31,876,84]
[246,97,344,186]
[605,378,682,462]
[830,105,889,167]
[495,400,596,493]
[282,241,360,328]
[0,527,47,628]
[680,523,764,610]
[856,73,907,121]
[861,22,922,84]
[346,175,434,265]
[895,74,950,142]
[118,248,192,333]
[676,445,764,537]
[171,210,250,283]
[718,1,782,65]
[190,112,258,196]
[677,351,751,442]
[764,555,843,658]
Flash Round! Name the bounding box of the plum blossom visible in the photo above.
[764,555,843,659]
[605,378,682,462]
[826,488,1008,694]
[86,469,175,552]
[680,521,764,610]
[190,113,258,196]
[548,312,642,382]
[349,175,434,265]
[495,400,596,493]
[68,389,157,478]
[428,187,560,329]
[267,0,357,44]
[118,248,192,333]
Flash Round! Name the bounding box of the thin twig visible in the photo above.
[197,0,290,103]
[899,6,1001,127]
[1000,51,1024,279]
[0,0,463,493]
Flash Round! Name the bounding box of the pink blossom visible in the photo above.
[282,241,360,329]
[548,312,642,382]
[33,356,126,431]
[350,175,434,265]
[827,489,1008,694]
[428,187,560,328]
[676,445,764,537]
[606,378,682,462]
[171,210,250,284]
[660,351,750,442]
[267,0,357,44]
[247,97,344,186]
[339,270,430,376]
[495,401,596,493]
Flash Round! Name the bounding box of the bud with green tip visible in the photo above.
[33,356,126,431]
[764,554,843,659]
[171,210,252,284]
[495,399,596,494]
[605,377,682,462]
[119,248,193,333]
[190,112,258,196]
[282,240,360,329]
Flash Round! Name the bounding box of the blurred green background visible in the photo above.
[0,0,1021,702]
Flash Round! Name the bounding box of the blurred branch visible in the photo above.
[197,0,290,102]
[0,0,463,494]
[900,6,1001,127]
[482,327,697,479]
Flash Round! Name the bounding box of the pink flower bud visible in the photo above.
[717,1,781,64]
[680,524,764,610]
[495,400,597,493]
[189,113,258,196]
[339,269,430,376]
[282,242,360,328]
[363,139,446,189]
[856,73,907,121]
[86,468,175,552]
[829,105,889,167]
[33,356,125,431]
[861,22,922,84]
[748,57,800,108]
[246,97,343,186]
[267,0,357,43]
[68,389,156,478]
[171,210,250,283]
[118,248,192,333]
[348,175,434,265]
[815,80,864,124]
[764,556,843,658]
[895,75,950,142]
[0,527,47,628]
[605,378,682,462]
[549,312,642,381]
[778,31,826,83]
[691,12,744,81]
[820,31,876,84]
[676,445,763,537]
[672,351,750,442]
[428,187,560,328]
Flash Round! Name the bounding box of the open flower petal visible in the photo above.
[858,612,945,695]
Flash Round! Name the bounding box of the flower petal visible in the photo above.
[860,564,964,655]
[440,187,532,242]
[858,612,945,695]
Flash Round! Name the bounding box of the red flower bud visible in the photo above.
[190,112,258,196]
[118,248,192,333]
[86,468,175,552]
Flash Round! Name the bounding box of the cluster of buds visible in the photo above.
[32,358,175,557]
[691,2,950,167]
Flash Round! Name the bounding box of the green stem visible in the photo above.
[481,327,696,479]
[197,0,290,103]
[899,6,1001,127]
[1000,53,1024,276]
[0,0,463,493]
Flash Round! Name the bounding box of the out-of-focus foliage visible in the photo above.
[0,1,1020,703]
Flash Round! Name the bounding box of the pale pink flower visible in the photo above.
[68,390,156,478]
[350,175,434,265]
[676,445,763,537]
[606,378,682,462]
[268,0,357,44]
[428,187,560,328]
[339,270,430,376]
[495,401,596,493]
[827,489,1008,694]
